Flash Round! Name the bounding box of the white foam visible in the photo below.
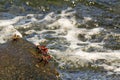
[0,25,22,43]
[0,16,23,26]
[88,27,105,35]
[84,17,92,21]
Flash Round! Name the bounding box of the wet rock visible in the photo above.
[78,28,106,42]
[82,44,106,52]
[103,34,120,50]
[77,20,98,29]
[89,33,105,42]
[0,38,60,80]
[78,33,87,42]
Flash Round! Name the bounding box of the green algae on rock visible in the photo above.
[0,38,60,80]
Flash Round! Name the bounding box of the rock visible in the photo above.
[0,38,60,80]
[103,34,120,50]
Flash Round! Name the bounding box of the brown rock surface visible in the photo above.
[0,38,60,80]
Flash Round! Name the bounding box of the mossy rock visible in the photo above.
[0,38,60,80]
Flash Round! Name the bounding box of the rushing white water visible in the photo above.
[0,5,120,79]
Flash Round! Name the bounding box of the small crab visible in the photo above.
[12,34,20,41]
[39,55,51,66]
[36,45,51,66]
[36,45,48,55]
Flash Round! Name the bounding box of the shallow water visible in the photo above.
[0,0,120,80]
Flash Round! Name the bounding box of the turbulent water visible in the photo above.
[0,0,120,80]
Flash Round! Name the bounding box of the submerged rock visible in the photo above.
[0,38,60,80]
[103,34,120,50]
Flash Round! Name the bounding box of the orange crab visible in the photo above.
[39,55,51,66]
[36,45,48,55]
[36,45,51,66]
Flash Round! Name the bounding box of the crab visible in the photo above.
[39,55,51,66]
[36,45,48,55]
[12,34,20,41]
[36,45,52,66]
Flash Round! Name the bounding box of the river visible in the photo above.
[0,0,120,80]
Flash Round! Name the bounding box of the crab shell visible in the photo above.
[36,45,48,55]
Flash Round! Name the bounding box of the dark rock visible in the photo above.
[78,33,87,42]
[0,38,60,80]
[103,34,120,50]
